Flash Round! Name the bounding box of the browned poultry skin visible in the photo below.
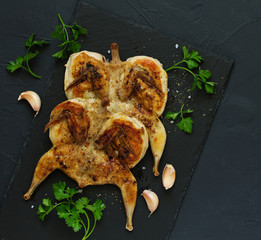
[24,99,141,231]
[65,52,109,103]
[64,43,168,176]
[118,62,165,115]
[95,118,145,168]
[24,145,137,231]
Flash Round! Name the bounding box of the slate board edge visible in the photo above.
[164,57,234,240]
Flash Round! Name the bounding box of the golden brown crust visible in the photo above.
[44,101,89,144]
[95,118,144,168]
[66,52,109,101]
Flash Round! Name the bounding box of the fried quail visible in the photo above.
[64,43,168,175]
[24,98,149,231]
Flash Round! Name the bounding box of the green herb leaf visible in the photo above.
[72,23,87,36]
[53,181,78,200]
[190,50,203,62]
[71,28,79,40]
[50,25,64,40]
[166,104,194,134]
[67,40,81,53]
[185,59,199,69]
[7,56,24,72]
[176,117,193,134]
[23,51,39,61]
[182,46,189,59]
[32,40,49,47]
[92,199,106,221]
[51,14,87,60]
[52,49,66,59]
[199,68,212,80]
[205,81,216,94]
[182,109,194,114]
[25,34,35,47]
[37,198,53,221]
[58,204,82,232]
[75,197,90,212]
[165,111,179,120]
[56,203,73,222]
[37,182,105,239]
[165,46,216,94]
[7,34,48,78]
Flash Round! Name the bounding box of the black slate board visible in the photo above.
[0,2,233,240]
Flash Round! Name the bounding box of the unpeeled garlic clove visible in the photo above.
[141,189,159,216]
[162,164,176,190]
[18,91,41,116]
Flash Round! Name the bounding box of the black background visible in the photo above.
[0,0,260,240]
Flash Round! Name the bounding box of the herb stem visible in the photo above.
[23,46,41,78]
[80,219,88,240]
[180,104,184,120]
[57,13,69,53]
[57,13,65,27]
[165,60,186,72]
[85,219,97,239]
[166,65,196,77]
[84,211,91,235]
[80,211,91,240]
[25,60,41,78]
[57,13,69,42]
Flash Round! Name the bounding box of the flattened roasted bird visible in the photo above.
[24,98,149,231]
[64,43,168,175]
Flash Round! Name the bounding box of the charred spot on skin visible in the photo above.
[66,63,102,92]
[101,97,110,107]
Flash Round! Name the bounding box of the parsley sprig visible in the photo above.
[51,13,87,60]
[166,104,194,134]
[37,182,105,240]
[165,46,216,94]
[7,34,48,78]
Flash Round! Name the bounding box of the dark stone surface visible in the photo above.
[0,0,260,239]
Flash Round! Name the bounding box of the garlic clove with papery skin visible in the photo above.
[18,91,41,116]
[141,189,159,216]
[162,164,176,190]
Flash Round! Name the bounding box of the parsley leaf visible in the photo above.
[6,33,48,78]
[176,117,193,134]
[165,46,216,94]
[165,111,179,120]
[85,199,106,221]
[166,104,194,134]
[37,198,53,221]
[53,181,78,200]
[37,181,105,239]
[51,14,87,60]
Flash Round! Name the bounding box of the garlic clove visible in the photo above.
[162,164,176,190]
[18,91,41,116]
[141,189,159,216]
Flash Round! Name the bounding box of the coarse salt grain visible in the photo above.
[188,95,191,99]
[170,120,174,124]
[142,166,146,170]
[107,50,111,54]
[175,44,179,49]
